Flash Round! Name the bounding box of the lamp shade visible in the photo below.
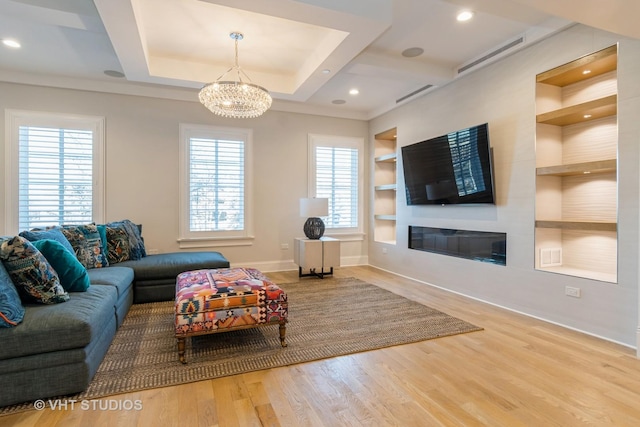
[299,198,328,218]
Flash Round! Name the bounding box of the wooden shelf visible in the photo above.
[536,95,617,126]
[536,159,616,176]
[537,265,617,283]
[375,128,397,141]
[375,184,396,191]
[375,153,397,163]
[537,45,617,87]
[374,215,396,221]
[535,220,617,232]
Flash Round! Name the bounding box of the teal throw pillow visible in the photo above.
[0,236,69,304]
[0,260,25,327]
[97,224,108,260]
[19,227,75,256]
[32,239,90,292]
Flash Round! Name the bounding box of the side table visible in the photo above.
[294,237,340,279]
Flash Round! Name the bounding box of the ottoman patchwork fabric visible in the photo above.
[175,267,287,363]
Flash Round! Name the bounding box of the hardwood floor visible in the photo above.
[5,266,640,426]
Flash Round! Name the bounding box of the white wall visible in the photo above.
[369,24,640,348]
[0,83,369,271]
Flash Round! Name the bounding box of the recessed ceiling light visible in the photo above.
[349,88,359,95]
[457,10,474,22]
[104,70,125,78]
[2,39,21,49]
[321,69,331,74]
[402,47,424,58]
[332,99,346,105]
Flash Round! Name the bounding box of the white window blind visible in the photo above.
[189,137,245,232]
[315,146,359,228]
[18,125,94,230]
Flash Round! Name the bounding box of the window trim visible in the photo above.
[4,109,105,234]
[178,123,254,248]
[308,134,364,240]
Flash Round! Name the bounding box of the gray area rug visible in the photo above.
[0,277,482,415]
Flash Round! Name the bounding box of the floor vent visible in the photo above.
[457,36,525,75]
[540,248,562,268]
[396,84,434,104]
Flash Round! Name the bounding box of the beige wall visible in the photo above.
[2,23,639,348]
[0,84,369,271]
[369,24,640,347]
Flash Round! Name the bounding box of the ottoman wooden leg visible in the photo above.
[177,337,187,364]
[279,321,288,347]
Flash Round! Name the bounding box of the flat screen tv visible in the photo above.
[401,123,494,205]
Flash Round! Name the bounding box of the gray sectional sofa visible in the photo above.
[0,250,229,408]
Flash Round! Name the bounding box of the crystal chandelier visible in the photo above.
[199,32,272,119]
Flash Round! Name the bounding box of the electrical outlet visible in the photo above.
[146,248,159,255]
[382,247,387,254]
[280,243,289,250]
[565,286,581,298]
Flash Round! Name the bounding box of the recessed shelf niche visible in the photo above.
[534,44,618,283]
[373,128,397,244]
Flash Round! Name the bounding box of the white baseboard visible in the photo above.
[229,255,369,273]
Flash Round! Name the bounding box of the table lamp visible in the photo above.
[300,198,329,239]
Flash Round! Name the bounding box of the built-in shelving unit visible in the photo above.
[534,44,618,282]
[373,128,397,244]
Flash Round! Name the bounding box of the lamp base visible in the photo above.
[303,217,325,239]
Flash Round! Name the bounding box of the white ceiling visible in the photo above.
[0,0,638,120]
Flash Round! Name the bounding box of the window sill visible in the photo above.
[323,232,365,242]
[177,236,255,249]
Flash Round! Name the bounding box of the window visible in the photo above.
[308,134,364,238]
[4,110,105,233]
[179,124,253,247]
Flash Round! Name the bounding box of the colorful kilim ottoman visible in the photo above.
[174,267,288,363]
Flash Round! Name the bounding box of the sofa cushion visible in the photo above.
[0,262,25,327]
[61,224,109,269]
[32,239,91,292]
[19,227,75,256]
[0,236,69,304]
[106,219,146,260]
[118,252,229,281]
[87,266,134,300]
[0,284,117,360]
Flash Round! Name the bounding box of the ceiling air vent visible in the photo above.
[457,36,525,75]
[396,84,434,104]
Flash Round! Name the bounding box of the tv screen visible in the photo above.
[401,123,494,205]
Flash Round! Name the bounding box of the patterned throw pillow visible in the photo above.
[0,258,25,327]
[107,220,146,260]
[105,226,132,264]
[19,227,76,256]
[0,236,69,304]
[61,224,109,269]
[32,239,90,292]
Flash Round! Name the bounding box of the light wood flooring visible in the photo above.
[4,265,640,426]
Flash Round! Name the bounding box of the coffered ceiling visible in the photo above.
[0,0,637,119]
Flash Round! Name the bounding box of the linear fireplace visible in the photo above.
[409,226,506,265]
